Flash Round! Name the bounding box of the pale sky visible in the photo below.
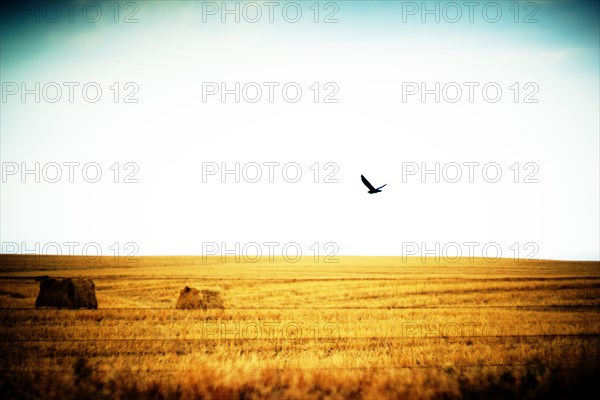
[1,1,598,260]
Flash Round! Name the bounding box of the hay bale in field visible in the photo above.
[176,286,224,309]
[35,277,98,309]
[200,289,225,309]
[176,286,200,309]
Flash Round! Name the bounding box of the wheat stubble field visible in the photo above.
[0,255,599,399]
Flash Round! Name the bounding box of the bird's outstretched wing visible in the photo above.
[376,184,387,190]
[361,175,376,191]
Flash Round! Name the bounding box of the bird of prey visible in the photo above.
[361,175,387,194]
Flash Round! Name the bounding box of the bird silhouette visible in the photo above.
[361,175,387,194]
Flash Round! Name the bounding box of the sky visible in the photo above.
[1,0,599,261]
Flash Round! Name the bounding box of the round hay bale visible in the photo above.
[71,278,98,309]
[176,286,200,309]
[35,278,72,308]
[176,286,224,309]
[35,277,98,309]
[200,289,225,309]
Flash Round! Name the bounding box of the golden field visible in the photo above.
[0,255,599,399]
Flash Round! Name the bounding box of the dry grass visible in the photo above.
[0,255,599,399]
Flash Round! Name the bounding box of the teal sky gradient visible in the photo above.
[1,1,599,260]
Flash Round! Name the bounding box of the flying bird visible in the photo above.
[361,175,387,194]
